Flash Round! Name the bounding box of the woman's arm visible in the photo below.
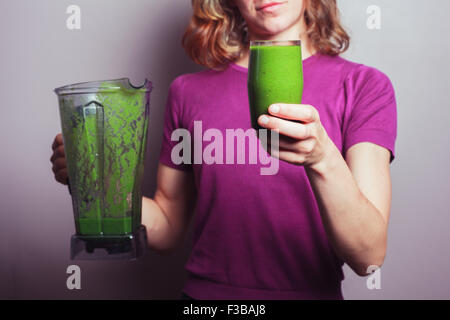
[258,104,391,276]
[305,141,390,276]
[142,163,197,253]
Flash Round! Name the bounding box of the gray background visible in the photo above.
[0,0,449,299]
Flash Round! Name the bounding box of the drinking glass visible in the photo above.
[248,40,303,130]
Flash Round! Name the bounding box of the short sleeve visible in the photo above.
[342,65,397,162]
[158,77,193,171]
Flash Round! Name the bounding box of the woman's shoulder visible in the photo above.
[319,55,396,109]
[169,68,231,94]
[319,54,392,86]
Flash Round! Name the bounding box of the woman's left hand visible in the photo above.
[257,103,336,172]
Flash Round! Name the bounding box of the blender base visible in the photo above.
[70,225,147,260]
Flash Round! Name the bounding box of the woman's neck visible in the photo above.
[234,18,315,68]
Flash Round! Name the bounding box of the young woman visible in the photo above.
[51,0,397,299]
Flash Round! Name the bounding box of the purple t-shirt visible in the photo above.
[159,53,397,299]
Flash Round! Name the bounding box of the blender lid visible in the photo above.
[54,78,152,95]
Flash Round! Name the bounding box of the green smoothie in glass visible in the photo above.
[248,40,303,130]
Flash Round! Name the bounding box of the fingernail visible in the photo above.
[270,104,280,113]
[259,115,269,125]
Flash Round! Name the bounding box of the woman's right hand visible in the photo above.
[50,133,68,185]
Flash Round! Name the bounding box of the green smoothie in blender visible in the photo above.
[57,79,150,236]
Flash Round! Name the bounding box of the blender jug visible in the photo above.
[55,78,152,260]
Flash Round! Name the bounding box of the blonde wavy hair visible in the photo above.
[182,0,350,69]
